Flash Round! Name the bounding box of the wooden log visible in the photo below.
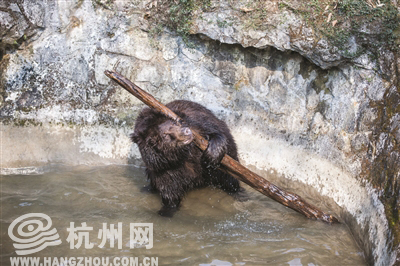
[104,70,340,224]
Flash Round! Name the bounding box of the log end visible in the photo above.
[104,70,113,78]
[322,214,340,225]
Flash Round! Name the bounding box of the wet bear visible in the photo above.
[131,100,241,217]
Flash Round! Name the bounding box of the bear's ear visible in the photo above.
[130,132,140,143]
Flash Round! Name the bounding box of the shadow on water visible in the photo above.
[0,164,366,265]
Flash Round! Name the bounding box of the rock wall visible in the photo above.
[1,0,399,264]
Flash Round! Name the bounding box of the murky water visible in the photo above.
[1,164,365,265]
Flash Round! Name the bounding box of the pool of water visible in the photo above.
[0,164,365,265]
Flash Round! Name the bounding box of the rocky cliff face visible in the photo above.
[1,0,399,264]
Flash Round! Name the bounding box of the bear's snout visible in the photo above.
[181,127,193,144]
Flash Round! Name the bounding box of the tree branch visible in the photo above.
[104,70,340,224]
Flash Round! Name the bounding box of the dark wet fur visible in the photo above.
[131,100,241,217]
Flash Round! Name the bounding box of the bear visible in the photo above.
[131,100,241,217]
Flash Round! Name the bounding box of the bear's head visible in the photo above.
[157,120,193,147]
[131,115,194,171]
